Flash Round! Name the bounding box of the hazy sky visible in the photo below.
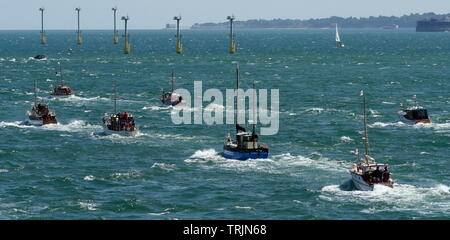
[0,0,449,29]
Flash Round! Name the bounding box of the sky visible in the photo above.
[0,0,449,30]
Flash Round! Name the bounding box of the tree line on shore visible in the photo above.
[191,12,449,29]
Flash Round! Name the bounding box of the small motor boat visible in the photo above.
[34,55,46,60]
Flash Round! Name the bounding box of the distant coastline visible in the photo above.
[191,12,450,29]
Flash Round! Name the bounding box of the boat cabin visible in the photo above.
[403,109,429,121]
[52,85,73,96]
[353,162,392,185]
[235,132,259,150]
[103,112,136,132]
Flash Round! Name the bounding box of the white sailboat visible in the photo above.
[336,24,345,48]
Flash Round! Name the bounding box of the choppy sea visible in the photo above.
[0,29,448,219]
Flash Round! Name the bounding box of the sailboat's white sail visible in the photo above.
[335,24,341,42]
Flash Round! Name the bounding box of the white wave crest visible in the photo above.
[83,175,95,181]
[340,136,353,142]
[320,183,450,216]
[142,105,171,111]
[184,149,348,175]
[151,163,176,171]
[370,121,450,132]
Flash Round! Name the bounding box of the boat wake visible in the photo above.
[370,121,450,132]
[0,121,35,129]
[0,120,101,132]
[142,105,172,111]
[319,182,450,216]
[184,149,348,175]
[90,130,148,140]
[41,120,102,132]
[152,133,209,141]
[49,95,110,102]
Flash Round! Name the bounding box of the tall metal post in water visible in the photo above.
[227,15,236,54]
[174,16,182,54]
[75,8,83,45]
[121,16,130,54]
[112,7,119,44]
[39,8,46,44]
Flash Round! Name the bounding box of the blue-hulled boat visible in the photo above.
[223,65,269,160]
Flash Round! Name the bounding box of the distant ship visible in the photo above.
[335,24,344,48]
[25,80,57,126]
[397,95,431,124]
[416,16,450,32]
[51,62,74,97]
[349,91,394,191]
[160,70,182,106]
[223,65,269,160]
[101,81,138,135]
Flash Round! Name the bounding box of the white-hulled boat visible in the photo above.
[25,80,57,126]
[349,91,393,191]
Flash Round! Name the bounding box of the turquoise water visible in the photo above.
[0,29,449,219]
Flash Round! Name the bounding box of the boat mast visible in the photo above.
[362,91,370,159]
[113,81,117,114]
[235,64,239,133]
[252,80,257,149]
[58,62,63,84]
[34,79,37,107]
[171,69,175,93]
[252,80,256,135]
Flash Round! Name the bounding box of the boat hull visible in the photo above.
[350,172,374,191]
[223,149,268,160]
[350,171,393,191]
[160,97,182,106]
[102,125,138,136]
[24,119,57,126]
[398,114,431,125]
